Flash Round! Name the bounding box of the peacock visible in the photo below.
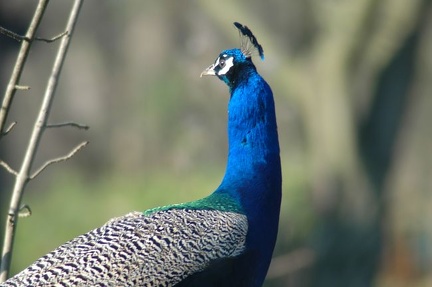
[1,22,281,287]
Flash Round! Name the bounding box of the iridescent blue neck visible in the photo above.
[215,70,281,212]
[210,49,282,287]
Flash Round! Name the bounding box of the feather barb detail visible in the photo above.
[233,22,264,60]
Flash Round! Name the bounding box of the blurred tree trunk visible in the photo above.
[307,1,431,286]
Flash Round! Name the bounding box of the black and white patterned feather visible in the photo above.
[2,210,247,287]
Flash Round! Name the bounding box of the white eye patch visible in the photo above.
[217,56,234,76]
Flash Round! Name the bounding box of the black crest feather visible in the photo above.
[234,22,264,60]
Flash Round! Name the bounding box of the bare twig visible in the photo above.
[0,161,18,176]
[35,31,68,43]
[0,25,68,44]
[0,26,26,42]
[17,205,32,218]
[30,141,88,180]
[14,85,30,90]
[3,122,17,136]
[0,0,50,140]
[0,0,84,281]
[46,122,89,130]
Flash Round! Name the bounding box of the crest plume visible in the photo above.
[234,22,264,60]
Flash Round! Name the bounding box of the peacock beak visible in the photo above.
[200,64,217,77]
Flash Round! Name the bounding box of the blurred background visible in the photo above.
[1,0,432,286]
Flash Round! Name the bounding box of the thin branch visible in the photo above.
[35,31,68,43]
[46,122,89,130]
[14,85,30,90]
[0,26,26,42]
[30,141,88,180]
[17,205,32,218]
[0,26,68,44]
[0,0,84,281]
[2,122,17,136]
[0,0,50,141]
[0,27,68,46]
[0,161,18,176]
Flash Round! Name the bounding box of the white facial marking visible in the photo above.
[214,57,220,67]
[217,57,234,76]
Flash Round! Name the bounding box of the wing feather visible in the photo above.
[3,209,247,287]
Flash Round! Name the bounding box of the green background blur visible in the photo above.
[1,1,432,286]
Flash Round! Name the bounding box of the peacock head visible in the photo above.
[201,22,264,86]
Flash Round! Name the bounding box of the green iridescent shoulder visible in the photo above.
[143,192,244,216]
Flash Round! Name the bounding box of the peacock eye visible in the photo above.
[219,59,226,68]
[216,56,234,76]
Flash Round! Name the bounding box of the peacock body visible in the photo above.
[1,22,281,287]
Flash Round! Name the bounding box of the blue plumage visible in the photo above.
[1,22,280,287]
[194,22,282,286]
